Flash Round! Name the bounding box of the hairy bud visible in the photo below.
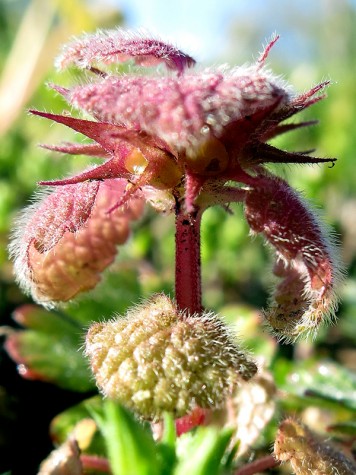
[85,294,257,421]
[10,179,144,306]
[274,419,356,474]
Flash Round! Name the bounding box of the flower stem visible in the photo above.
[175,206,202,315]
[234,455,280,475]
[80,454,111,473]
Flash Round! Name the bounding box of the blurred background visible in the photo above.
[1,0,356,473]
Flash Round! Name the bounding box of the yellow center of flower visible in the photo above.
[125,148,182,190]
[125,149,148,175]
[185,137,229,175]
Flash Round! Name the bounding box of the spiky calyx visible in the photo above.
[274,419,356,475]
[85,294,257,421]
[30,31,335,216]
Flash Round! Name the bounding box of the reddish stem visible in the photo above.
[234,455,280,475]
[175,207,202,315]
[80,454,111,473]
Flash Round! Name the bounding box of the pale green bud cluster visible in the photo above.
[85,294,257,420]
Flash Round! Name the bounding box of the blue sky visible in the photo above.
[115,0,241,61]
[110,0,355,65]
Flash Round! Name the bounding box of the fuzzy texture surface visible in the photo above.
[11,29,340,340]
[274,419,356,474]
[244,175,343,341]
[85,294,257,420]
[10,179,144,306]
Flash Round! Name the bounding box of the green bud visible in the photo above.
[85,294,257,420]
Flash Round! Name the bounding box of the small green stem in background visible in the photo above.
[234,455,280,475]
[175,206,203,315]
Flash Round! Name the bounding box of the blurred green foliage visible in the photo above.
[0,1,356,474]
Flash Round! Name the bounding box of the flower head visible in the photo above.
[31,30,334,213]
[11,29,341,340]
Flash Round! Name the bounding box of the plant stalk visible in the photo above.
[80,454,111,473]
[175,207,203,315]
[234,455,280,475]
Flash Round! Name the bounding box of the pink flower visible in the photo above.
[10,30,342,339]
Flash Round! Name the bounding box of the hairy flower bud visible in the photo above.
[10,179,144,306]
[274,419,356,474]
[244,175,342,341]
[85,294,257,421]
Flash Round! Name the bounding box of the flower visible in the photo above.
[10,29,341,339]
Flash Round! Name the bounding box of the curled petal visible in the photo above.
[13,181,100,253]
[244,175,343,341]
[55,29,196,74]
[10,179,144,306]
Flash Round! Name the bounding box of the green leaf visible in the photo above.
[156,413,177,475]
[66,264,142,324]
[50,396,103,447]
[174,426,233,475]
[327,421,356,436]
[161,413,176,447]
[5,304,95,392]
[276,358,356,413]
[90,400,161,475]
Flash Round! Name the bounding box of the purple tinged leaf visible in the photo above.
[55,28,196,74]
[244,175,343,341]
[4,305,94,391]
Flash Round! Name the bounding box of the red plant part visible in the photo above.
[55,29,196,74]
[10,179,144,306]
[244,175,342,341]
[10,30,340,341]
